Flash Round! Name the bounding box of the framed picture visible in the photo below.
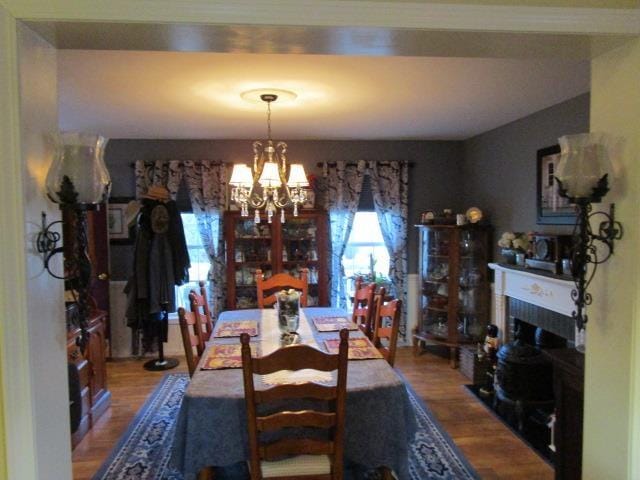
[108,197,136,244]
[536,145,577,225]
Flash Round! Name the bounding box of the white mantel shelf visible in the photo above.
[489,262,576,342]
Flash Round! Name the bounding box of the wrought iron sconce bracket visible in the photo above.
[557,175,623,330]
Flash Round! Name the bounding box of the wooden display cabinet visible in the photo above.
[224,210,328,309]
[67,309,111,449]
[413,224,491,367]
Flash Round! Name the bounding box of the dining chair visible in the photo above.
[351,278,376,339]
[372,297,402,367]
[240,329,349,480]
[189,280,214,349]
[178,307,205,377]
[256,268,308,308]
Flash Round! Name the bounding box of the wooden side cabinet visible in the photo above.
[68,310,111,448]
[545,348,584,480]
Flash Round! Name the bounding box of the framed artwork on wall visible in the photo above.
[536,145,577,225]
[108,197,136,244]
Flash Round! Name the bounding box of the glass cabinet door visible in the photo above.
[419,228,451,340]
[281,216,321,306]
[457,228,489,342]
[233,218,273,309]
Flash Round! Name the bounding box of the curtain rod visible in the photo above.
[129,161,228,168]
[316,161,415,168]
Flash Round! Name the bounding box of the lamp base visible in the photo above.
[143,357,179,371]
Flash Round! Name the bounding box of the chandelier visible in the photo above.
[229,92,309,224]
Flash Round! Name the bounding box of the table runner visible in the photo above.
[170,307,416,479]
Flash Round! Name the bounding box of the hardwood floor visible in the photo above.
[72,347,553,479]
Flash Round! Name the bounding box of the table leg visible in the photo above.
[449,347,458,368]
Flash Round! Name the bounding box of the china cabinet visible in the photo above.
[413,224,491,367]
[224,210,328,309]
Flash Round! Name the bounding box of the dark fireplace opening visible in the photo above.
[465,298,576,464]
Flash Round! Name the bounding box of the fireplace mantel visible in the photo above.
[489,263,576,342]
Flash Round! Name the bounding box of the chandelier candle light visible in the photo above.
[229,92,309,224]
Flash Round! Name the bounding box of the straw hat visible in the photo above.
[141,185,170,201]
[124,200,141,227]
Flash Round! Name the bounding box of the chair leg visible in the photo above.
[380,466,395,479]
[197,466,215,480]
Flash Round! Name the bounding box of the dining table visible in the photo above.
[170,307,417,480]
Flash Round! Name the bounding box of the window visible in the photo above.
[342,211,390,299]
[175,213,210,310]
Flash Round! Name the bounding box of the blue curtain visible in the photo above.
[369,160,409,339]
[322,160,367,309]
[183,160,227,320]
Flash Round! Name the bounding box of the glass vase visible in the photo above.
[276,290,300,334]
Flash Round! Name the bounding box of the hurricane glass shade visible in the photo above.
[45,132,111,205]
[287,164,309,187]
[229,164,253,187]
[258,161,281,188]
[556,133,613,199]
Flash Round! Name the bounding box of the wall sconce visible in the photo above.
[38,132,111,347]
[555,132,623,331]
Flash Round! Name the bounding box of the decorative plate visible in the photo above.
[465,207,483,224]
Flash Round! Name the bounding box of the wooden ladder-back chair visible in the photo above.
[178,307,205,377]
[372,297,402,367]
[351,277,376,339]
[189,280,214,348]
[256,268,308,309]
[240,329,349,480]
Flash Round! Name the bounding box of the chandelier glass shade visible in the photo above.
[229,93,309,223]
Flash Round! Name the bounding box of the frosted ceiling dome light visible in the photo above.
[240,88,298,104]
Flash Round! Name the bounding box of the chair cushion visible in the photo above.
[261,454,331,478]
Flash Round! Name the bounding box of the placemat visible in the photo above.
[323,337,383,360]
[214,320,259,338]
[201,344,259,370]
[312,316,359,332]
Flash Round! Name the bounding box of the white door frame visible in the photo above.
[1,2,638,480]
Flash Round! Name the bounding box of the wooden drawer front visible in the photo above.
[80,387,91,416]
[77,359,90,390]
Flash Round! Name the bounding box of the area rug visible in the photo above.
[92,373,479,480]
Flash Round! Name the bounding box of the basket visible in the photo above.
[459,345,490,385]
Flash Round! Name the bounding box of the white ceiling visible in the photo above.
[58,50,590,141]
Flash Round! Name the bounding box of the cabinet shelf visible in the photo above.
[234,261,272,266]
[425,305,448,313]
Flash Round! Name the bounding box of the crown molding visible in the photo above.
[5,0,640,35]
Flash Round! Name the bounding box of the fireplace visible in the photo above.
[489,263,577,345]
[482,263,581,463]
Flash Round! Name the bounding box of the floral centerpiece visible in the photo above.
[276,289,301,334]
[497,232,530,264]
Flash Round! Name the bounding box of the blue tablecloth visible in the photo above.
[170,307,416,479]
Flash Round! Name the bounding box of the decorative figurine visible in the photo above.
[480,324,499,397]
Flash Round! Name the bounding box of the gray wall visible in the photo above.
[462,93,590,258]
[105,139,465,279]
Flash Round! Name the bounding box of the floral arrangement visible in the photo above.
[276,289,301,334]
[497,232,530,252]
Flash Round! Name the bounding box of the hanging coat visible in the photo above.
[125,198,190,353]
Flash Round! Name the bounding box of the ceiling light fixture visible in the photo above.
[229,91,308,224]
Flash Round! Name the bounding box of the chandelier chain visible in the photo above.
[267,100,272,141]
